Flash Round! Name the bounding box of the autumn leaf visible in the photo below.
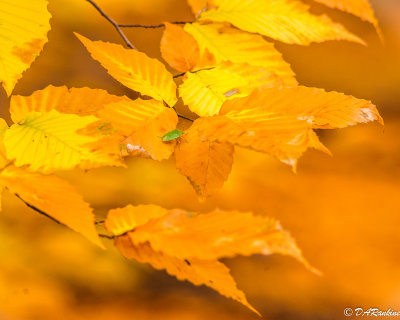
[161,22,200,72]
[0,166,104,248]
[10,85,129,120]
[4,110,120,173]
[115,236,259,315]
[175,124,234,198]
[75,33,177,106]
[189,115,320,168]
[0,0,51,95]
[221,86,383,129]
[199,0,365,45]
[123,108,178,161]
[98,98,167,136]
[179,62,281,117]
[0,119,9,169]
[106,204,317,313]
[184,22,297,85]
[312,0,381,36]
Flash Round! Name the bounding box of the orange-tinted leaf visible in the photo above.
[75,33,177,106]
[175,125,234,198]
[10,85,128,122]
[124,108,178,161]
[0,166,104,248]
[221,86,383,129]
[186,0,215,16]
[115,235,259,315]
[161,23,200,72]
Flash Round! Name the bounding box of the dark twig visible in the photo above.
[118,21,189,28]
[173,72,186,79]
[85,0,136,49]
[15,194,64,226]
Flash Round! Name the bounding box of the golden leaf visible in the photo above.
[75,33,178,106]
[4,110,120,173]
[184,22,297,85]
[124,108,178,161]
[10,85,129,122]
[0,166,104,248]
[199,0,364,45]
[161,22,200,72]
[0,0,51,95]
[221,86,383,129]
[175,124,234,198]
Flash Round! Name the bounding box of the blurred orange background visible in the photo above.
[0,0,399,319]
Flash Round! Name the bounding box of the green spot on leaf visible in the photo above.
[162,129,184,142]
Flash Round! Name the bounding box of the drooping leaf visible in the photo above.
[4,110,120,173]
[199,0,364,45]
[115,235,259,315]
[10,85,129,121]
[184,22,297,85]
[179,63,280,117]
[98,98,167,136]
[0,0,51,95]
[190,115,320,168]
[221,86,383,129]
[123,108,178,161]
[107,204,316,314]
[0,166,104,248]
[161,23,200,72]
[175,125,234,198]
[75,33,178,106]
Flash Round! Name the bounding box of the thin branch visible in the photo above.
[15,194,64,226]
[16,194,116,240]
[85,0,136,49]
[118,21,189,28]
[95,220,105,225]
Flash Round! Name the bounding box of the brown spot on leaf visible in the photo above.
[12,38,44,64]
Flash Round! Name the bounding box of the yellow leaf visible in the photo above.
[115,235,259,315]
[199,0,364,45]
[98,98,166,136]
[124,108,178,161]
[312,0,380,35]
[184,22,297,85]
[175,125,234,198]
[4,110,119,173]
[0,0,51,95]
[221,86,383,129]
[0,166,104,248]
[179,62,283,117]
[75,33,177,106]
[10,85,129,122]
[161,23,200,72]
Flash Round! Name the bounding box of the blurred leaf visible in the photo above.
[0,0,51,95]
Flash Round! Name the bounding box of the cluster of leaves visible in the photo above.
[0,0,382,314]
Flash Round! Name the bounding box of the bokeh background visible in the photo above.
[0,0,399,319]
